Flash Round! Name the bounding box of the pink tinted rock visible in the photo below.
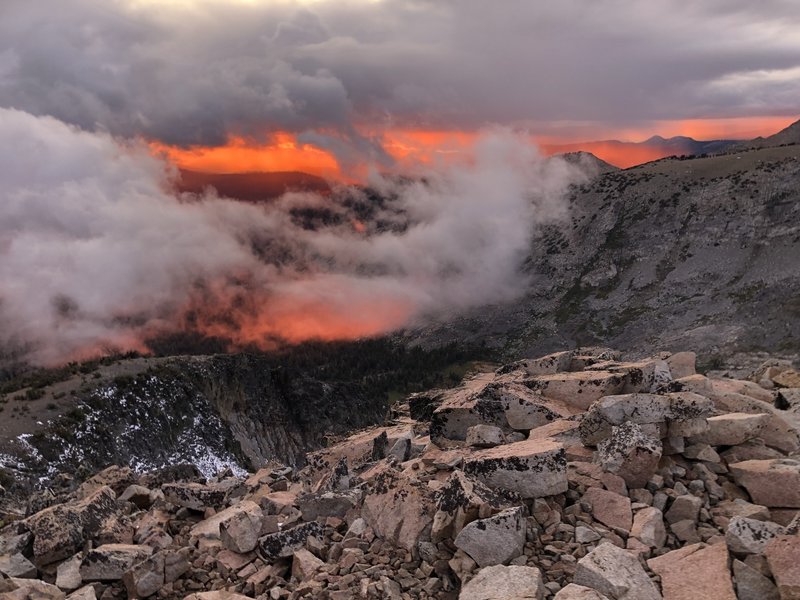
[582,487,632,533]
[765,535,800,600]
[648,542,736,600]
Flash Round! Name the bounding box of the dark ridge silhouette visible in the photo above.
[177,169,331,202]
[742,117,800,150]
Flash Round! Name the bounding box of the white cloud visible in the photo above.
[0,108,582,365]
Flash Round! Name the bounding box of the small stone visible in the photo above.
[0,532,32,557]
[164,549,190,583]
[598,422,662,489]
[258,522,325,560]
[291,548,324,581]
[732,559,780,600]
[725,517,784,555]
[554,584,611,599]
[119,485,153,509]
[190,500,263,547]
[161,482,227,511]
[387,433,412,462]
[219,502,264,553]
[123,550,165,598]
[7,578,65,600]
[670,519,700,544]
[682,443,720,462]
[183,592,252,600]
[665,495,702,524]
[653,492,668,512]
[454,507,526,568]
[662,436,685,455]
[80,544,153,582]
[630,507,666,549]
[773,370,800,388]
[710,500,770,529]
[449,549,478,583]
[573,542,661,600]
[575,526,601,544]
[582,487,632,533]
[56,555,83,591]
[297,490,360,522]
[0,553,37,579]
[67,585,97,600]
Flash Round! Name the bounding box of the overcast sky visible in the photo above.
[1,0,799,151]
[2,0,799,364]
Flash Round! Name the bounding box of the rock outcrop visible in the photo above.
[1,348,798,599]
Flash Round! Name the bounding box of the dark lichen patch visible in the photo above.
[257,521,324,560]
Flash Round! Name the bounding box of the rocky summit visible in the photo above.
[2,348,800,600]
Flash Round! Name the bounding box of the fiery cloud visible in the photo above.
[1,1,798,169]
[2,0,798,367]
[0,108,583,366]
[151,134,344,179]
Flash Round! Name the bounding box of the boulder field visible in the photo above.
[2,348,800,600]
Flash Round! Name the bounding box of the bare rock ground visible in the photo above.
[2,347,800,599]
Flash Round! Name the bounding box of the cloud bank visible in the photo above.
[0,108,582,365]
[1,0,798,155]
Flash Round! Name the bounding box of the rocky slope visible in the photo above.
[0,341,483,483]
[738,119,800,151]
[417,136,800,361]
[0,353,392,482]
[2,348,799,599]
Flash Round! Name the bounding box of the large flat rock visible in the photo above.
[25,486,118,566]
[360,466,436,551]
[579,392,713,445]
[454,506,526,567]
[712,392,800,453]
[648,542,736,600]
[463,438,567,498]
[524,371,626,410]
[430,381,575,442]
[458,564,545,599]
[729,459,800,508]
[692,413,769,446]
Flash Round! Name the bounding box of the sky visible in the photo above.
[1,0,799,364]
[1,0,799,174]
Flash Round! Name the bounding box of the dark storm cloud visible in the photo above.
[0,0,799,145]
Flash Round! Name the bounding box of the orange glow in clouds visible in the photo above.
[177,282,414,350]
[150,116,796,182]
[151,133,344,179]
[137,114,797,351]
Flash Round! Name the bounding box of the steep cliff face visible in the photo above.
[0,354,389,480]
[418,143,800,361]
[190,354,390,469]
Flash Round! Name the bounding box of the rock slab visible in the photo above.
[648,542,736,600]
[458,564,545,600]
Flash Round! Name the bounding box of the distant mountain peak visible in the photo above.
[738,116,800,151]
[560,150,618,174]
